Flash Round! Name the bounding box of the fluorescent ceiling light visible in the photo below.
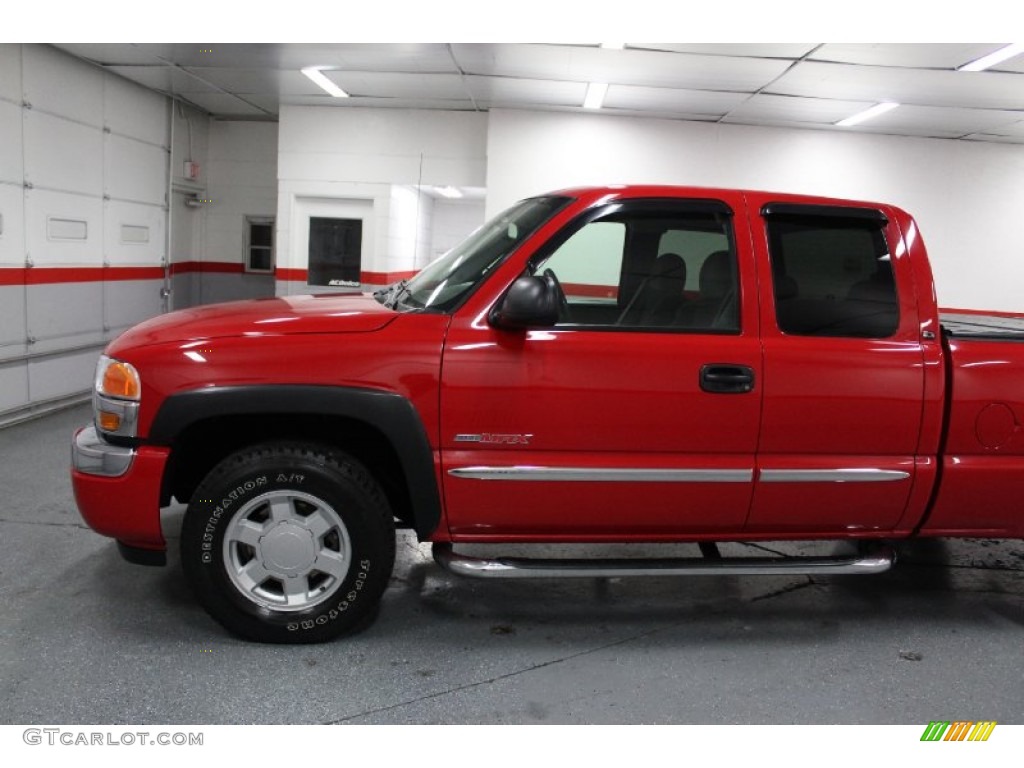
[301,67,349,98]
[584,82,609,110]
[435,186,463,199]
[835,101,900,127]
[957,43,1024,72]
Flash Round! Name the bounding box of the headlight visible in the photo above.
[94,356,141,437]
[96,355,141,400]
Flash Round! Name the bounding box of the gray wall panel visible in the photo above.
[194,272,275,306]
[0,284,27,350]
[0,45,21,103]
[27,348,98,402]
[103,75,169,146]
[0,101,22,184]
[105,279,164,332]
[22,44,104,127]
[23,111,104,196]
[171,273,195,310]
[105,135,168,206]
[0,184,25,265]
[0,364,29,414]
[26,282,104,346]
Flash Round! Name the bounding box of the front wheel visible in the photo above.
[181,442,395,643]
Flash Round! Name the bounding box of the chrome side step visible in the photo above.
[432,543,896,580]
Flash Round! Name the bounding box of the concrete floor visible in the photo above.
[1,403,1022,725]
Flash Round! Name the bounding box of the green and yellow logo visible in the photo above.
[920,721,997,742]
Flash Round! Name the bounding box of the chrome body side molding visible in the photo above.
[759,469,910,483]
[447,466,754,483]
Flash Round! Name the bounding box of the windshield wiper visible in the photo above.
[374,278,409,309]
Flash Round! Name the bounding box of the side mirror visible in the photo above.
[489,275,560,330]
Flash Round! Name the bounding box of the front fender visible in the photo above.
[147,385,442,539]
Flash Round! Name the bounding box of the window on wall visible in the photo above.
[308,217,363,287]
[245,217,275,273]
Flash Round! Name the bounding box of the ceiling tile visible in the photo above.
[270,43,458,73]
[177,92,270,117]
[107,65,221,94]
[630,43,819,59]
[963,133,1024,144]
[857,104,1024,138]
[722,94,874,126]
[811,43,1006,69]
[451,44,790,92]
[465,76,586,107]
[328,72,468,100]
[282,95,477,111]
[604,85,749,116]
[180,67,305,94]
[771,61,1024,110]
[56,43,178,66]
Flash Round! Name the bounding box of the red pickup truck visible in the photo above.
[72,185,1024,643]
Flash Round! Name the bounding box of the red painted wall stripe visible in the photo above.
[0,266,166,285]
[0,264,422,287]
[169,261,247,276]
[0,262,258,286]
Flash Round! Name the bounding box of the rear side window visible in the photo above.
[765,209,898,338]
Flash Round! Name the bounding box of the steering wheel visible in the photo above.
[542,268,570,322]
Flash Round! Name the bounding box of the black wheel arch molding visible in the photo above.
[147,385,442,540]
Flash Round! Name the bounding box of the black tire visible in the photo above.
[181,442,395,643]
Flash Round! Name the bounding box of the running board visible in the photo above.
[432,543,896,580]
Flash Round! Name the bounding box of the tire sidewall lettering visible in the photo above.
[183,444,395,643]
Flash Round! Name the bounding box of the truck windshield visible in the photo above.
[385,195,570,313]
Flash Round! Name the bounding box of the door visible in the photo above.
[746,195,925,534]
[440,195,763,540]
[286,197,373,295]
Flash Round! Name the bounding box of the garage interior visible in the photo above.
[1,42,1023,725]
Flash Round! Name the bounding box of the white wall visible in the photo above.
[276,106,487,294]
[0,44,170,425]
[486,109,1024,313]
[431,198,486,261]
[387,186,434,275]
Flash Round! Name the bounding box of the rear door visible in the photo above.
[440,194,763,539]
[746,196,924,534]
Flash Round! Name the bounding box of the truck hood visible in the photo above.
[112,293,399,348]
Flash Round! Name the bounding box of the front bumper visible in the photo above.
[71,426,170,560]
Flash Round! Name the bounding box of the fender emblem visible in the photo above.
[455,433,533,446]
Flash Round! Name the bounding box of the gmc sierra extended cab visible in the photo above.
[71,185,1024,643]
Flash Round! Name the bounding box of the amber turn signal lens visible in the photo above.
[98,411,122,432]
[101,361,141,400]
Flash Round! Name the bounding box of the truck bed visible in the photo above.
[940,311,1024,340]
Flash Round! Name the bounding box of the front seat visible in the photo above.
[618,253,688,327]
[688,250,736,329]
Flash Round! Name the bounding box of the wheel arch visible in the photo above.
[148,386,441,540]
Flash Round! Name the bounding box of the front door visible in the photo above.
[440,194,763,540]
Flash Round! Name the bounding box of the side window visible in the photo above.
[766,212,898,338]
[534,203,739,332]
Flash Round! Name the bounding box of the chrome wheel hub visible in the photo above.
[223,490,352,612]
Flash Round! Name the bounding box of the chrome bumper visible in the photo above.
[72,425,136,477]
